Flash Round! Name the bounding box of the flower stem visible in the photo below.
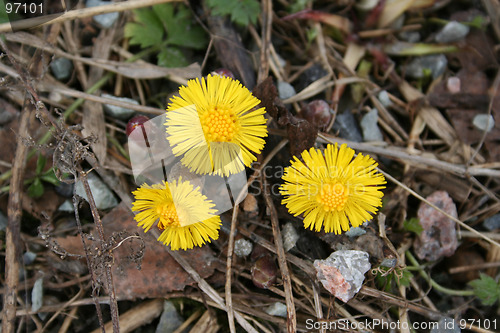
[405,251,475,296]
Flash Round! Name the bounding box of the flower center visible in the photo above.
[156,203,180,228]
[200,105,239,142]
[317,183,349,211]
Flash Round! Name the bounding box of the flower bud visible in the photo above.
[251,255,278,289]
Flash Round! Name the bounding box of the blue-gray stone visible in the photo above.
[50,58,73,80]
[86,0,119,28]
[277,81,296,100]
[75,172,118,210]
[380,258,397,268]
[345,226,367,238]
[155,301,183,333]
[361,108,383,142]
[472,114,494,132]
[405,55,448,79]
[102,94,139,120]
[431,317,461,333]
[282,222,299,252]
[234,239,253,257]
[483,214,500,231]
[332,111,363,142]
[265,302,287,317]
[435,21,470,43]
[0,211,6,231]
[58,200,74,212]
[399,30,421,43]
[23,252,37,265]
[378,90,392,108]
[32,276,44,313]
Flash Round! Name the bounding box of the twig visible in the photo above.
[261,175,297,333]
[383,171,500,249]
[225,138,288,333]
[79,170,120,333]
[2,103,32,333]
[0,0,182,33]
[317,132,500,178]
[256,0,272,84]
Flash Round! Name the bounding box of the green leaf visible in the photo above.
[40,169,60,186]
[158,47,189,68]
[35,155,47,175]
[124,7,164,48]
[207,0,260,26]
[403,218,424,235]
[469,273,500,306]
[27,178,44,198]
[398,269,413,288]
[161,5,207,49]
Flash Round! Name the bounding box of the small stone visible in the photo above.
[0,98,17,125]
[483,214,500,231]
[0,211,7,231]
[58,200,74,212]
[87,0,119,28]
[431,317,461,333]
[23,252,37,265]
[414,191,458,261]
[345,226,366,238]
[265,302,287,317]
[155,300,183,333]
[50,58,73,80]
[297,64,328,91]
[332,111,363,142]
[355,0,378,11]
[102,94,139,120]
[360,108,383,142]
[377,90,392,108]
[389,14,405,30]
[399,30,421,43]
[282,223,299,252]
[380,258,397,268]
[277,81,296,100]
[31,275,44,313]
[447,77,461,93]
[242,194,258,213]
[234,239,253,257]
[75,172,118,210]
[435,21,470,43]
[472,114,495,132]
[54,181,74,198]
[314,250,371,302]
[405,55,448,79]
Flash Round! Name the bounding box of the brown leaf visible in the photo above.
[286,118,318,157]
[253,77,290,126]
[55,202,217,300]
[253,78,317,156]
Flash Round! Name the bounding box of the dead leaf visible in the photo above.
[253,78,318,156]
[54,202,217,300]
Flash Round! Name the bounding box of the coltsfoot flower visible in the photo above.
[165,74,267,176]
[131,177,221,250]
[280,144,386,234]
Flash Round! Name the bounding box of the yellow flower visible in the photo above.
[165,74,268,176]
[280,144,386,234]
[131,177,221,250]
